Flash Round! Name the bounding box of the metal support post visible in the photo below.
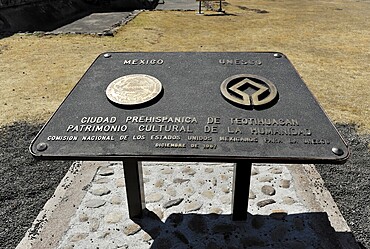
[123,159,146,219]
[198,0,203,14]
[232,161,252,221]
[218,0,223,12]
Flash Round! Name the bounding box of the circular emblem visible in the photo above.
[106,74,163,106]
[220,74,278,108]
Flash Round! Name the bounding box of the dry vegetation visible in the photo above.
[0,0,369,133]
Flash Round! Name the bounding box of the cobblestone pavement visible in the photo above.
[17,161,359,249]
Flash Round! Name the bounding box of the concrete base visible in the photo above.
[17,161,359,249]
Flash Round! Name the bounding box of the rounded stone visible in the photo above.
[269,167,283,174]
[220,195,231,204]
[143,169,151,175]
[270,210,288,220]
[70,233,88,242]
[257,199,276,208]
[167,187,177,197]
[123,223,141,236]
[201,190,215,199]
[89,186,111,196]
[210,207,223,214]
[173,178,190,184]
[182,167,196,176]
[184,187,195,196]
[110,196,122,205]
[154,179,164,188]
[152,207,164,220]
[105,212,123,224]
[211,177,217,186]
[205,167,214,173]
[258,176,274,182]
[79,213,89,222]
[220,174,229,181]
[98,231,110,239]
[184,201,203,213]
[116,178,125,187]
[146,192,163,203]
[85,199,106,208]
[249,190,256,199]
[89,218,100,232]
[261,185,276,196]
[221,185,230,194]
[163,198,184,209]
[282,196,296,205]
[197,179,206,186]
[98,166,114,176]
[251,167,259,175]
[280,179,291,188]
[161,168,174,174]
[142,232,152,242]
[94,178,110,184]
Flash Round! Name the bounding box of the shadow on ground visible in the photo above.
[0,0,157,38]
[133,210,357,248]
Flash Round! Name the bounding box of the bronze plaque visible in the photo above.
[30,52,349,163]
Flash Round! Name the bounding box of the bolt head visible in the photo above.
[36,143,48,152]
[332,147,344,156]
[273,53,282,58]
[103,53,111,58]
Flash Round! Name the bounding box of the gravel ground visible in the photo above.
[0,122,369,249]
[316,124,370,249]
[0,122,71,249]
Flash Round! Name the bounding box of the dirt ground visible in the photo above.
[0,0,369,133]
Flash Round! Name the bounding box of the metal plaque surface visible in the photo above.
[30,52,349,163]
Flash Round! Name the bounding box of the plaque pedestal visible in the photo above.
[30,52,349,222]
[123,160,252,221]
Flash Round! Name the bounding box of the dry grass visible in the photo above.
[0,0,369,133]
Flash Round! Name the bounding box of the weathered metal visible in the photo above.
[30,52,349,221]
[30,52,349,163]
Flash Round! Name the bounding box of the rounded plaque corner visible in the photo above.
[272,52,286,58]
[99,52,113,58]
[332,146,350,163]
[29,144,41,157]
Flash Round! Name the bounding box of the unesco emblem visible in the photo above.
[220,74,278,109]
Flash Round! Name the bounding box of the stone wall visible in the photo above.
[0,0,42,9]
[0,0,157,34]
